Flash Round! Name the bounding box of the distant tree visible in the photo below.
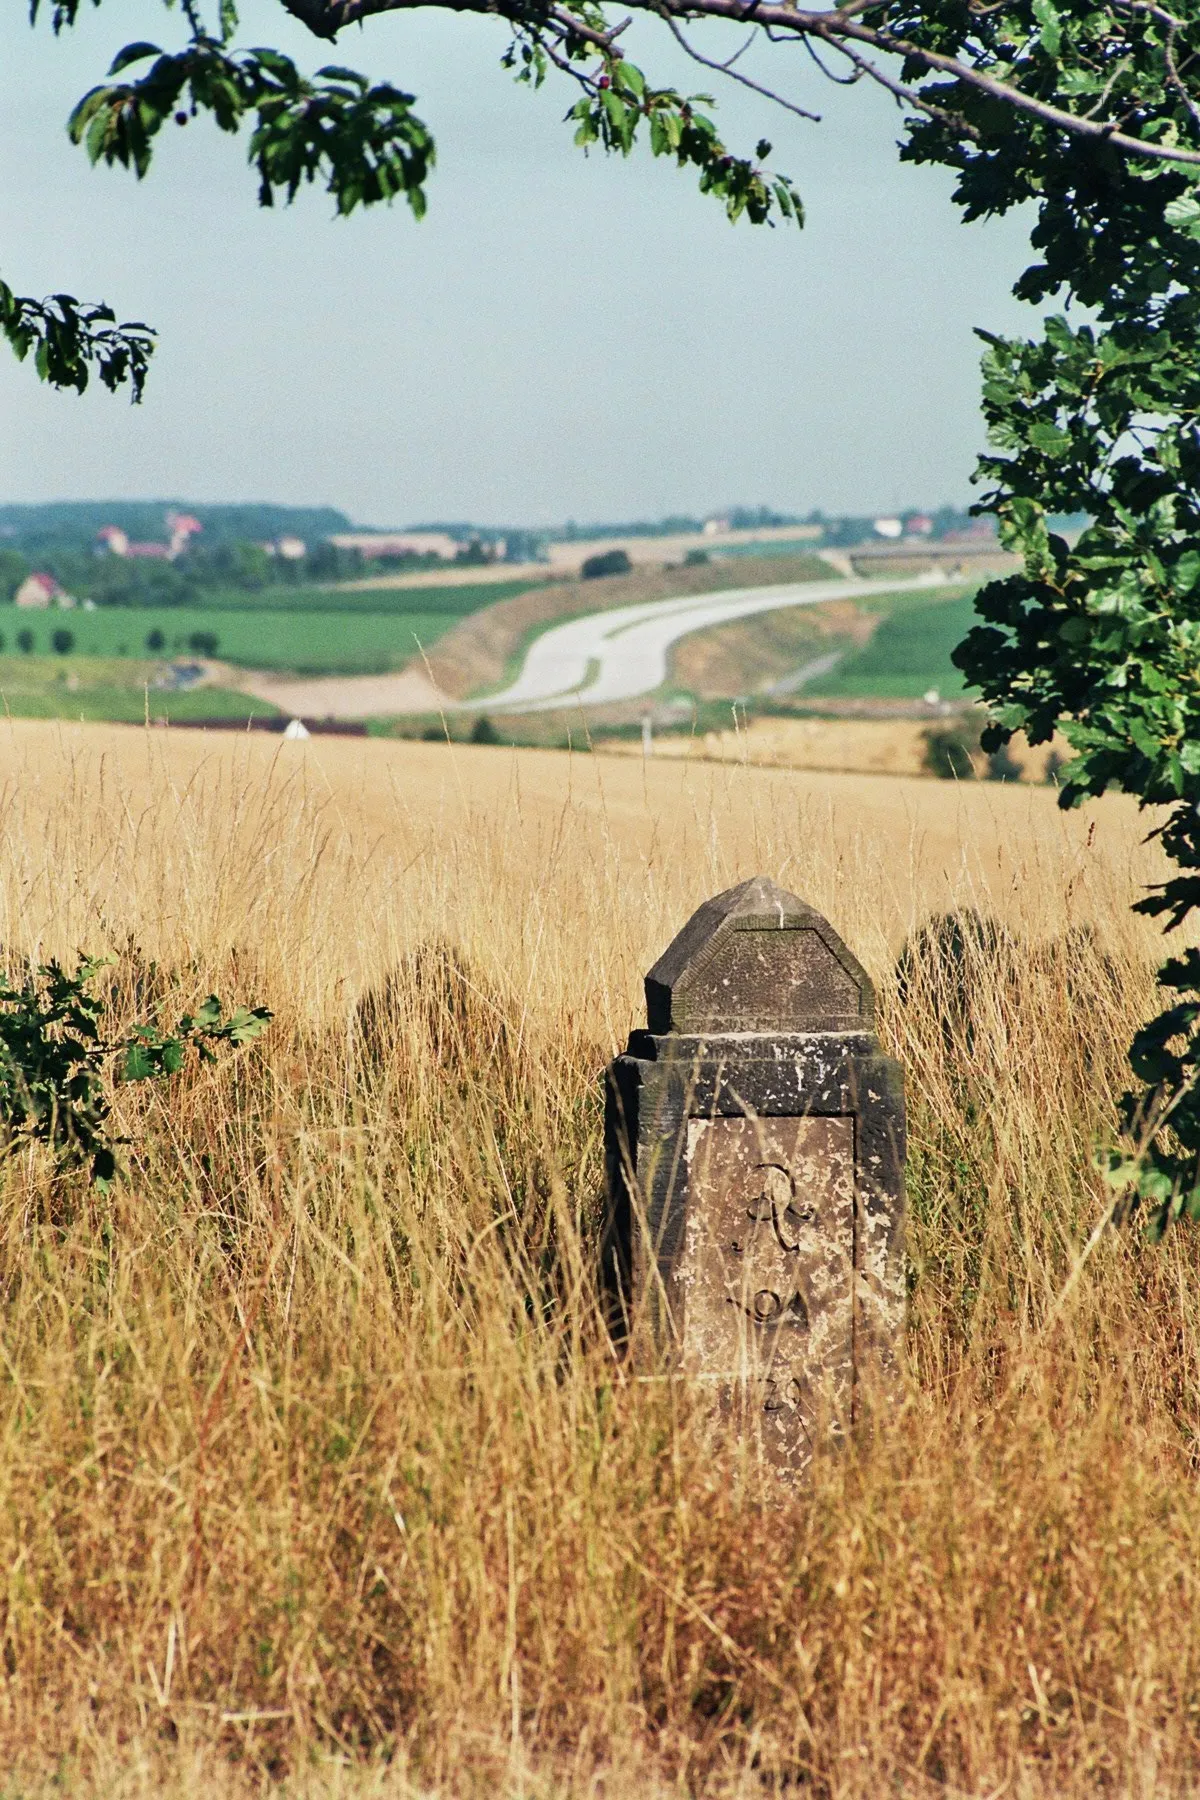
[178,539,275,592]
[683,549,710,567]
[581,549,632,580]
[187,629,219,656]
[470,715,500,745]
[304,541,362,583]
[51,628,75,655]
[16,630,34,656]
[145,628,165,653]
[42,550,196,609]
[0,550,29,603]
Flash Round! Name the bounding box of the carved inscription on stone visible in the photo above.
[678,1115,855,1472]
[603,875,906,1483]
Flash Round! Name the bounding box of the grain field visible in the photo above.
[0,720,1193,1799]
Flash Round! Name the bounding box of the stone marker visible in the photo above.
[604,877,905,1477]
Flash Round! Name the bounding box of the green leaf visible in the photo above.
[226,1005,273,1044]
[107,42,162,76]
[122,1043,155,1081]
[1164,193,1200,239]
[1031,0,1062,54]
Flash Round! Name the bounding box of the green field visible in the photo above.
[157,577,545,615]
[0,581,980,718]
[804,590,978,698]
[0,602,479,676]
[0,656,279,723]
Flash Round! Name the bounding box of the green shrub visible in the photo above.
[581,549,632,580]
[0,956,269,1187]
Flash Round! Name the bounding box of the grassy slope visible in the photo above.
[660,586,976,705]
[0,724,1197,1797]
[803,589,978,698]
[668,598,873,699]
[0,656,279,722]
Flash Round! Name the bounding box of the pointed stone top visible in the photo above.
[644,876,873,1035]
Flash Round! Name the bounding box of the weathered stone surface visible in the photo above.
[604,877,905,1478]
[644,875,872,1034]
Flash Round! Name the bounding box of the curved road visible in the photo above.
[476,572,945,713]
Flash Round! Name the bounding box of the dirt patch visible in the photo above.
[422,555,833,700]
[228,665,447,720]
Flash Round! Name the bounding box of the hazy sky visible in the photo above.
[0,1,1039,526]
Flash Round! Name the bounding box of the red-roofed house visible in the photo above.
[15,572,68,608]
[96,512,203,561]
[166,512,203,557]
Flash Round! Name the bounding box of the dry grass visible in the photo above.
[665,600,873,699]
[600,718,1074,782]
[0,720,1198,1798]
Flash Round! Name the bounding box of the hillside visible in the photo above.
[0,500,352,554]
[804,588,979,698]
[421,552,832,698]
[666,584,977,703]
[667,595,875,697]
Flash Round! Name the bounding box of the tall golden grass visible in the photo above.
[0,721,1197,1798]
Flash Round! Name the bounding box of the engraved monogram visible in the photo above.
[679,1114,856,1460]
[726,1160,816,1331]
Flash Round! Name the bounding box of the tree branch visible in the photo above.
[281,0,1200,167]
[661,13,824,122]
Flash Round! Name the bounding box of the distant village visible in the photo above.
[5,500,1008,611]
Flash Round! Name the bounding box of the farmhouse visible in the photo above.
[95,511,203,561]
[15,572,72,609]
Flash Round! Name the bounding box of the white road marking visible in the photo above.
[472,574,946,713]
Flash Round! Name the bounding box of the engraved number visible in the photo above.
[726,1287,809,1328]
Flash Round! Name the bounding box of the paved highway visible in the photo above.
[479,572,946,712]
